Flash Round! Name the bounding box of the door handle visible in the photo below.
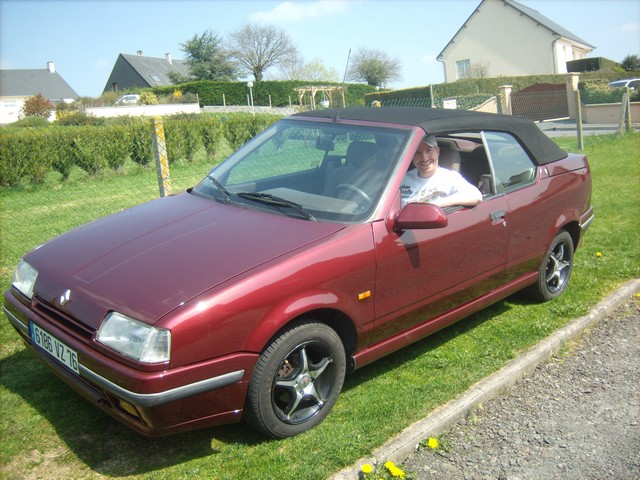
[490,209,505,221]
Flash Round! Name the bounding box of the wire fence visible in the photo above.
[1,90,634,286]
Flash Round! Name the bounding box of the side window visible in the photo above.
[484,132,536,192]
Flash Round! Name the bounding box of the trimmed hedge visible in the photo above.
[0,113,283,188]
[151,80,376,107]
[364,71,640,107]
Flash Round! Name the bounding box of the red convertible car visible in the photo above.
[4,107,593,438]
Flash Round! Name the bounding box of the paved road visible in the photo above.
[403,294,639,479]
[538,120,640,137]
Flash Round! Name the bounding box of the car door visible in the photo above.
[482,131,548,284]
[371,183,509,343]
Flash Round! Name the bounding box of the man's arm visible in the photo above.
[430,188,482,208]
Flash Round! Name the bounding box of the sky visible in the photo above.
[1,0,639,98]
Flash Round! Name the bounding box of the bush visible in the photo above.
[199,115,224,158]
[55,111,106,126]
[152,80,375,107]
[164,114,203,163]
[7,117,51,128]
[139,91,159,105]
[0,129,53,186]
[129,120,155,166]
[0,113,283,188]
[22,93,53,118]
[220,113,280,151]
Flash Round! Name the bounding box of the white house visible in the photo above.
[0,62,78,124]
[438,0,595,82]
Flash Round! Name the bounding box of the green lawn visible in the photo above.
[0,133,638,480]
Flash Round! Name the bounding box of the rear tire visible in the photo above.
[528,230,574,302]
[245,320,346,438]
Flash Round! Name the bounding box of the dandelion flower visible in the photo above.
[596,252,602,257]
[427,437,439,449]
[384,461,405,478]
[361,463,374,474]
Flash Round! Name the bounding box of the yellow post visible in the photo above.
[152,116,172,197]
[575,90,584,151]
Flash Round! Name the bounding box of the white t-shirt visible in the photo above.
[400,167,477,206]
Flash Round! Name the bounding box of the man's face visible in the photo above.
[412,142,439,178]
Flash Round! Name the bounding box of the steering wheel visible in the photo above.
[335,183,371,203]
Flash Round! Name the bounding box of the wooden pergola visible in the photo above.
[294,86,346,109]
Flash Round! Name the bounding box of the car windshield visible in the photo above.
[192,119,411,223]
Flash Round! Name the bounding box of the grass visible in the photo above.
[0,132,639,479]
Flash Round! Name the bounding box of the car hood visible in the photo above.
[27,193,345,328]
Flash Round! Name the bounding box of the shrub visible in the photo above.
[7,117,51,128]
[22,93,54,118]
[50,128,77,179]
[199,115,224,158]
[139,91,159,105]
[55,111,106,126]
[0,129,53,185]
[164,114,203,163]
[0,113,283,187]
[129,120,155,167]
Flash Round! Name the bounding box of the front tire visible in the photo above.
[528,230,574,302]
[245,320,346,438]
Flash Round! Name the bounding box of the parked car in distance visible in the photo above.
[4,107,594,439]
[114,94,140,105]
[608,78,640,90]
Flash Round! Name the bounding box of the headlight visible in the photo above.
[97,312,171,363]
[12,260,39,299]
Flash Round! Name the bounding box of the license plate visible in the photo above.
[30,322,79,375]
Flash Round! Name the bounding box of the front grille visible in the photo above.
[33,296,94,342]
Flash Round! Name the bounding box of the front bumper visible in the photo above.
[3,290,258,436]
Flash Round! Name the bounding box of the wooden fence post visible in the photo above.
[152,116,172,197]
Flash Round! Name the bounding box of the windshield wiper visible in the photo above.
[206,175,231,203]
[237,192,316,221]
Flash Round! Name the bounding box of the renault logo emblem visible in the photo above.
[58,289,71,307]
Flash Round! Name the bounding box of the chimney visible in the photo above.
[47,61,56,73]
[137,50,143,56]
[165,53,172,65]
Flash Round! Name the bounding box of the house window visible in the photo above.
[149,74,161,85]
[456,59,471,79]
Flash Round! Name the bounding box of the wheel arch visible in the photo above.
[557,220,581,250]
[245,298,360,371]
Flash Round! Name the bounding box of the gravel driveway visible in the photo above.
[402,294,639,479]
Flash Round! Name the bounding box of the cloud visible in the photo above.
[249,0,348,24]
[607,22,639,34]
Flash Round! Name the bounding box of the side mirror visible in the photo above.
[394,203,448,230]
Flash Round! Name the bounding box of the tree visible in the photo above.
[230,24,298,82]
[347,48,401,87]
[175,29,238,82]
[621,54,640,72]
[22,93,54,118]
[469,62,491,79]
[278,54,339,82]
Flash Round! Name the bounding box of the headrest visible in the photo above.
[346,141,378,166]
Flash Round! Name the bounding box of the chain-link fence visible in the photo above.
[1,91,634,287]
[0,113,281,286]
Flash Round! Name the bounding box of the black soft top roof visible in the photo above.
[291,107,567,165]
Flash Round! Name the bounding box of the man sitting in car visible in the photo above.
[401,135,482,208]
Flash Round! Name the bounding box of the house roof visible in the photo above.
[0,68,79,100]
[119,53,190,87]
[439,0,595,58]
[505,0,594,48]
